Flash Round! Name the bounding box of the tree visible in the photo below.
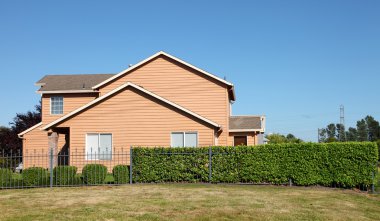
[356,119,368,141]
[0,102,41,155]
[318,128,327,143]
[336,123,346,141]
[365,115,380,141]
[326,123,337,142]
[320,115,379,143]
[346,127,358,141]
[266,133,303,144]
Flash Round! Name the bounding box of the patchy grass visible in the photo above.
[0,184,379,221]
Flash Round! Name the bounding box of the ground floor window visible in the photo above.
[171,132,198,147]
[86,133,112,160]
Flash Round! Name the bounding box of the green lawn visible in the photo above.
[0,184,379,221]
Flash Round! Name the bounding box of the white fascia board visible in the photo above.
[229,129,264,133]
[36,90,98,94]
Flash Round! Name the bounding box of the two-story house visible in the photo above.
[18,51,265,169]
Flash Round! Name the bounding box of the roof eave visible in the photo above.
[229,129,264,133]
[36,90,99,94]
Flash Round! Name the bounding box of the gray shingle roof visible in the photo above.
[36,74,115,91]
[229,116,262,130]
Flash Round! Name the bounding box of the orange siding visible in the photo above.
[42,93,97,124]
[22,125,67,168]
[98,56,230,145]
[228,132,258,146]
[56,87,216,171]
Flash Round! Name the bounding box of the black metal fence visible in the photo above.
[0,147,379,192]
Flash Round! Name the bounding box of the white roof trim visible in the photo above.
[18,122,43,138]
[42,82,221,130]
[92,51,234,89]
[229,129,264,133]
[36,90,98,94]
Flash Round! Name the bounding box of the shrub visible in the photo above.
[133,147,208,183]
[132,142,378,187]
[112,165,130,184]
[53,166,77,185]
[82,164,107,184]
[0,168,13,187]
[22,167,49,186]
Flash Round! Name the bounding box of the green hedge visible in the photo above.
[133,148,209,183]
[53,166,78,185]
[82,164,107,184]
[0,168,13,187]
[132,142,378,187]
[112,165,129,184]
[22,167,49,186]
[376,140,380,161]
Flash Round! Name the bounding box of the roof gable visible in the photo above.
[42,82,221,130]
[92,51,235,100]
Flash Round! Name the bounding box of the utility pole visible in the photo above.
[318,128,320,143]
[339,105,346,141]
[340,105,345,128]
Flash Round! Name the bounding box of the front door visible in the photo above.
[234,136,247,146]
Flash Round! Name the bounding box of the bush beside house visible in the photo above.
[113,165,129,184]
[22,167,49,186]
[0,168,13,187]
[132,142,378,187]
[1,142,377,188]
[53,166,78,185]
[82,164,107,184]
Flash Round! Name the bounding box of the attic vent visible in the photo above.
[82,83,85,89]
[129,64,133,67]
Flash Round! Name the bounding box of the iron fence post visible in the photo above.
[208,147,212,183]
[50,148,53,188]
[130,146,133,184]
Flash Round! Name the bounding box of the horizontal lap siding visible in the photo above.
[42,93,97,124]
[22,126,66,169]
[99,56,229,145]
[57,87,215,170]
[22,125,49,168]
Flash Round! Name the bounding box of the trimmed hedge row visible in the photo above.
[132,142,378,187]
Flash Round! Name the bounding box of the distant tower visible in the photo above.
[339,105,346,141]
[340,105,345,127]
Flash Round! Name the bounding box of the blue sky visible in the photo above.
[0,0,379,141]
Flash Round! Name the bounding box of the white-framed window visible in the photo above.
[50,96,63,115]
[86,133,112,160]
[171,132,198,147]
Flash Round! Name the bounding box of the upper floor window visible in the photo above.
[51,96,63,115]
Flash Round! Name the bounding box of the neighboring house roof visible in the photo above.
[229,116,265,132]
[18,122,43,138]
[91,51,236,101]
[36,74,115,93]
[42,82,221,130]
